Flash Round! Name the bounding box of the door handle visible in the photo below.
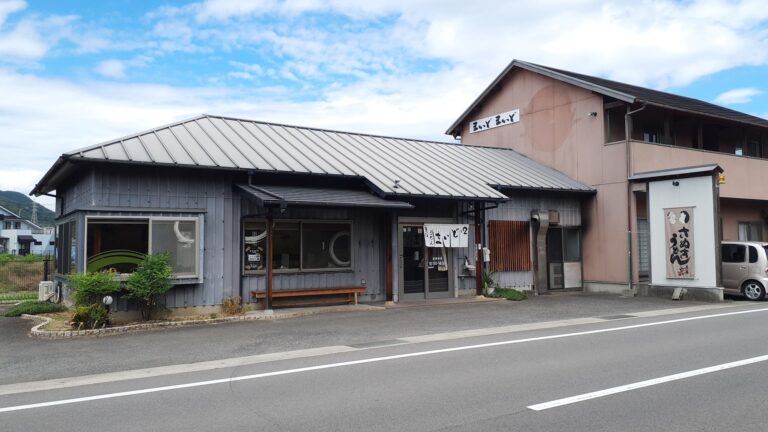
[740,266,747,269]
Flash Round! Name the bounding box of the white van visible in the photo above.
[721,241,768,300]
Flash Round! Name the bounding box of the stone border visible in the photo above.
[21,304,384,339]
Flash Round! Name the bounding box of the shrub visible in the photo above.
[71,304,110,329]
[222,296,243,315]
[69,271,121,305]
[488,288,528,301]
[2,301,67,317]
[125,254,173,321]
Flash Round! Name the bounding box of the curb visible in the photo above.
[21,304,384,339]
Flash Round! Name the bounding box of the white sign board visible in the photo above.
[648,176,717,288]
[469,109,520,134]
[423,224,469,248]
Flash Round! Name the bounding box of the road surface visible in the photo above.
[2,303,767,431]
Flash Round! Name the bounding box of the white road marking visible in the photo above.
[2,305,767,414]
[528,354,768,411]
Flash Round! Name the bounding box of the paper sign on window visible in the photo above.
[423,224,469,248]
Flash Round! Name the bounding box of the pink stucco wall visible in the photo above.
[458,69,630,285]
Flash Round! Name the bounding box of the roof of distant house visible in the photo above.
[0,204,19,218]
[32,114,593,200]
[446,59,768,136]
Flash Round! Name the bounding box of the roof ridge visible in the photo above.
[64,114,210,156]
[535,63,768,124]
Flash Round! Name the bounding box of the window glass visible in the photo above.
[69,221,77,274]
[83,217,201,278]
[738,222,763,241]
[151,220,198,277]
[55,220,78,274]
[749,246,759,263]
[302,223,351,269]
[87,220,148,273]
[564,228,581,262]
[243,221,267,272]
[721,244,746,263]
[273,222,300,270]
[547,228,563,262]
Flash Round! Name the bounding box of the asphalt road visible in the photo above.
[0,294,719,385]
[3,302,768,431]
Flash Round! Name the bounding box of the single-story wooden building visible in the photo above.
[31,115,593,311]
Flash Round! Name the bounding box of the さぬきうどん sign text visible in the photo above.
[468,109,520,134]
[423,224,469,248]
[664,207,695,279]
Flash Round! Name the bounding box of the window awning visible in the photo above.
[236,184,414,209]
[17,235,39,244]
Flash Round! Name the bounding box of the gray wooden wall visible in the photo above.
[456,193,583,290]
[57,165,241,308]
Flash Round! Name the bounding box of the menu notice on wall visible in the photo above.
[468,109,520,134]
[664,207,695,279]
[423,224,469,248]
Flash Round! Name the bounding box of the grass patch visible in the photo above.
[2,301,67,317]
[0,291,37,303]
[487,288,528,301]
[0,259,47,293]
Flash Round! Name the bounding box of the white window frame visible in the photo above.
[241,218,354,275]
[84,215,204,283]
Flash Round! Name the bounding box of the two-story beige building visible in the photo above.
[447,60,768,296]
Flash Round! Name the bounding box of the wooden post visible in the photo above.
[266,214,274,310]
[475,218,483,296]
[385,213,393,302]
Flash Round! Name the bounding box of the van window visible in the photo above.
[749,246,759,263]
[722,244,746,263]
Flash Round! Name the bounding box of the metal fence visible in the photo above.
[0,257,54,293]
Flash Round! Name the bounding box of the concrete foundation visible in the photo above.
[639,285,725,302]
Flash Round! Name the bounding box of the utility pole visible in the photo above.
[32,201,38,224]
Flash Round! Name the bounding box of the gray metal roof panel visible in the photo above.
[237,184,414,209]
[56,114,592,199]
[628,164,723,181]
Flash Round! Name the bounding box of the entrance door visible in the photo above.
[546,227,582,290]
[399,224,452,300]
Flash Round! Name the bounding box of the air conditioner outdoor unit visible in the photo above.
[38,281,54,301]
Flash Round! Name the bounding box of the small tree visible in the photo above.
[69,271,121,305]
[125,253,173,320]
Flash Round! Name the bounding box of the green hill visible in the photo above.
[0,191,56,227]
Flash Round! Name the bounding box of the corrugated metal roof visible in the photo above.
[236,184,414,209]
[447,59,768,136]
[38,114,593,199]
[628,164,722,181]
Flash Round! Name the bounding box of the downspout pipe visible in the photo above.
[624,102,647,292]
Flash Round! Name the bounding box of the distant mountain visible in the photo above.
[0,191,56,227]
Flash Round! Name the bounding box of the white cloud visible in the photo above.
[0,0,25,27]
[95,56,153,79]
[713,87,763,105]
[171,0,768,89]
[95,59,126,78]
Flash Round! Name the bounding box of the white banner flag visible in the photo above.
[423,224,469,248]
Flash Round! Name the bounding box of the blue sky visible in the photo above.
[1,0,767,209]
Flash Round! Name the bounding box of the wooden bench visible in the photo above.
[251,287,366,309]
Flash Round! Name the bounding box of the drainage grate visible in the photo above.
[348,339,407,349]
[600,314,636,320]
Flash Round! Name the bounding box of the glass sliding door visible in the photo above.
[399,224,453,300]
